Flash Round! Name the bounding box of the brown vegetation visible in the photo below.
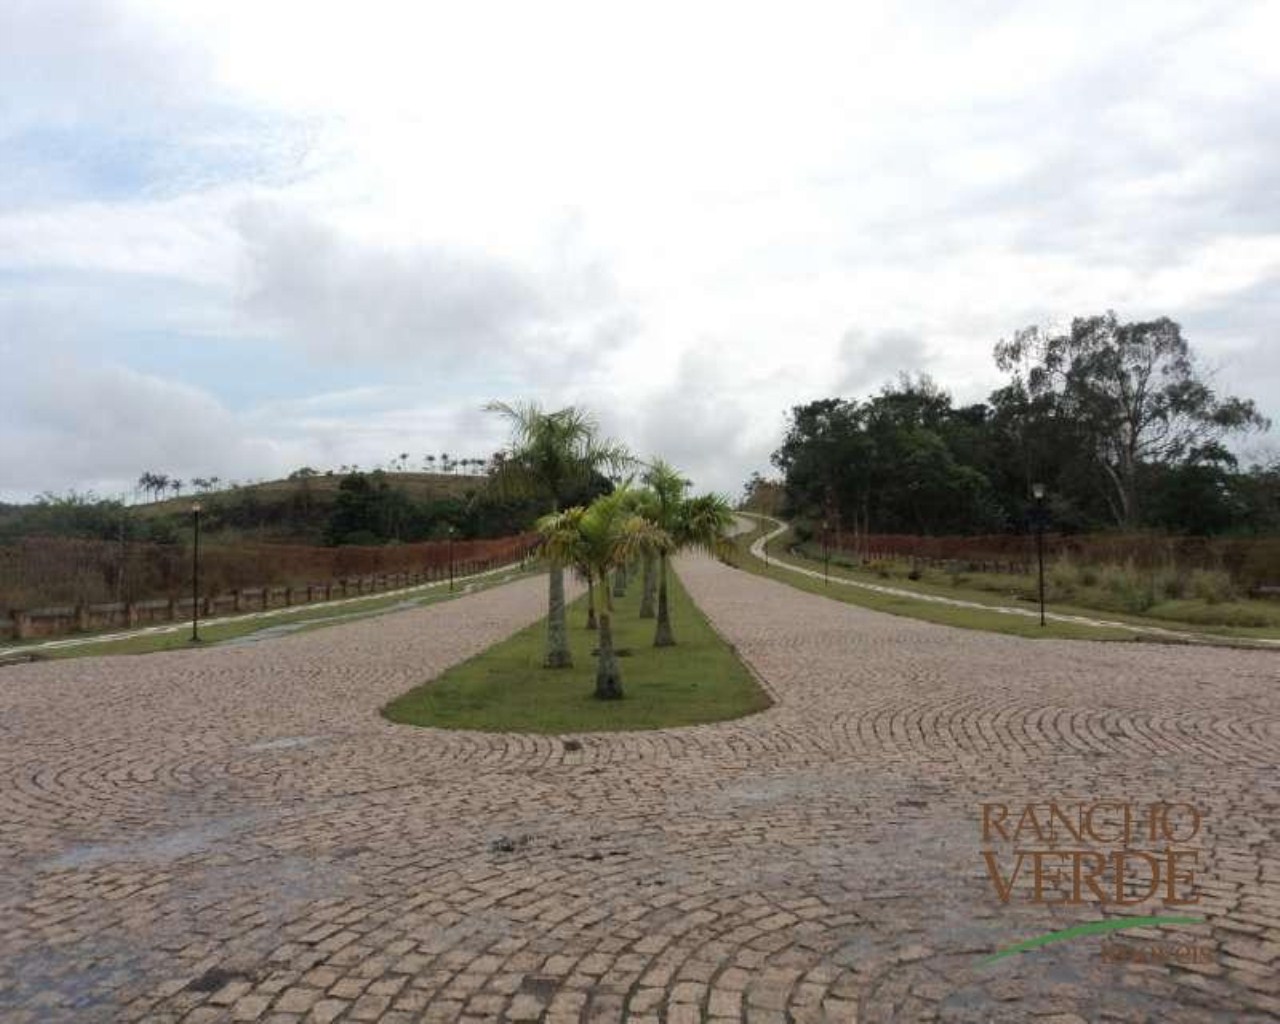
[0,533,536,615]
[827,532,1280,591]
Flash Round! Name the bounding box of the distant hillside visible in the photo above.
[135,471,482,517]
[2,470,546,548]
[148,470,543,546]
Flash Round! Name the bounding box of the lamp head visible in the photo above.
[191,501,202,513]
[1031,482,1046,501]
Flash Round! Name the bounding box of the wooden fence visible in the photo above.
[1,533,540,642]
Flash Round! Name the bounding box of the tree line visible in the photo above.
[319,469,552,545]
[767,313,1276,538]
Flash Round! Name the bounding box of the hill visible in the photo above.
[135,471,482,518]
[146,470,541,546]
[1,470,543,549]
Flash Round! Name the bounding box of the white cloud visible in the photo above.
[0,0,212,135]
[2,0,1279,500]
[0,193,241,283]
[0,358,296,500]
[234,202,543,364]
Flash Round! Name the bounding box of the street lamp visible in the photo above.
[448,525,456,592]
[1031,483,1047,627]
[190,501,202,642]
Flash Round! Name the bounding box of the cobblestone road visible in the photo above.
[1,555,1277,1023]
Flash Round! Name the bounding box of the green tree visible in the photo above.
[995,312,1269,528]
[641,460,685,645]
[641,460,735,647]
[537,490,667,699]
[487,401,630,668]
[322,471,414,545]
[739,472,785,516]
[772,378,1003,539]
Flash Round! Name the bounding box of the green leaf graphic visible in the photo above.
[979,915,1203,966]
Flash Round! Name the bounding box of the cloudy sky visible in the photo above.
[3,0,1278,502]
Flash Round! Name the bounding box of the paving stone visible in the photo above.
[304,1000,347,1024]
[0,556,1275,1023]
[231,994,273,1021]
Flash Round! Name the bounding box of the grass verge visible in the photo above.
[790,542,1280,640]
[732,517,1279,645]
[383,567,771,733]
[729,519,1138,642]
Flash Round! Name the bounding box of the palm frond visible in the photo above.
[672,492,736,554]
[487,400,627,505]
[536,506,588,563]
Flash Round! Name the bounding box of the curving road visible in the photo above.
[0,554,1277,1022]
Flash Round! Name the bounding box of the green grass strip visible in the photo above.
[726,519,1135,642]
[383,566,771,734]
[731,517,1280,646]
[979,915,1203,966]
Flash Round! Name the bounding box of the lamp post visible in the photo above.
[448,525,456,592]
[1031,483,1046,627]
[821,518,830,585]
[190,501,202,642]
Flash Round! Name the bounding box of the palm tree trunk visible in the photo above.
[594,598,623,699]
[585,572,598,630]
[653,552,675,647]
[612,563,627,597]
[545,560,573,668]
[639,552,657,618]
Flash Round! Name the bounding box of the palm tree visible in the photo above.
[538,490,668,699]
[487,400,631,668]
[639,550,658,618]
[642,460,684,643]
[642,460,735,646]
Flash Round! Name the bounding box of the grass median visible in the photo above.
[383,566,771,733]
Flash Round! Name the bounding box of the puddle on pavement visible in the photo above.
[213,573,520,649]
[246,734,328,752]
[215,598,430,647]
[46,812,264,869]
